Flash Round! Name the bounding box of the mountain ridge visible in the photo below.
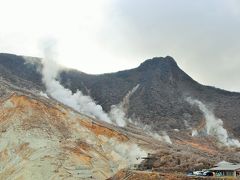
[1,53,240,179]
[1,53,240,137]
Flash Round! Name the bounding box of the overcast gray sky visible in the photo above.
[0,0,240,91]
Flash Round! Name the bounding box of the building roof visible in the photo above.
[210,162,240,171]
[214,161,233,167]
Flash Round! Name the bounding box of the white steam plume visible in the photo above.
[151,131,172,144]
[109,84,139,127]
[108,139,147,167]
[133,121,172,144]
[39,91,49,99]
[186,97,240,147]
[41,44,111,124]
[191,129,198,137]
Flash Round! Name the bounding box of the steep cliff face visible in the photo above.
[0,89,147,179]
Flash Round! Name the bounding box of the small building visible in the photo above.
[210,161,240,177]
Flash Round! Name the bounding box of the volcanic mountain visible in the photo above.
[1,53,240,136]
[1,53,240,179]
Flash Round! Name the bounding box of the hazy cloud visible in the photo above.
[99,0,240,91]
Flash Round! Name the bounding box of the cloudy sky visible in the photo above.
[0,0,240,91]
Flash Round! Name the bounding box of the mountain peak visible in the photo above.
[138,56,178,71]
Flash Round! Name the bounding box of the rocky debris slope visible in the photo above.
[139,135,240,173]
[59,57,240,138]
[1,53,240,138]
[1,75,239,180]
[1,53,240,179]
[0,84,148,179]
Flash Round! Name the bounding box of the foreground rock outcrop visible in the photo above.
[0,88,147,179]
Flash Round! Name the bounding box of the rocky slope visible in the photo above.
[59,57,240,138]
[1,53,240,179]
[1,82,240,180]
[1,53,240,138]
[0,80,149,179]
